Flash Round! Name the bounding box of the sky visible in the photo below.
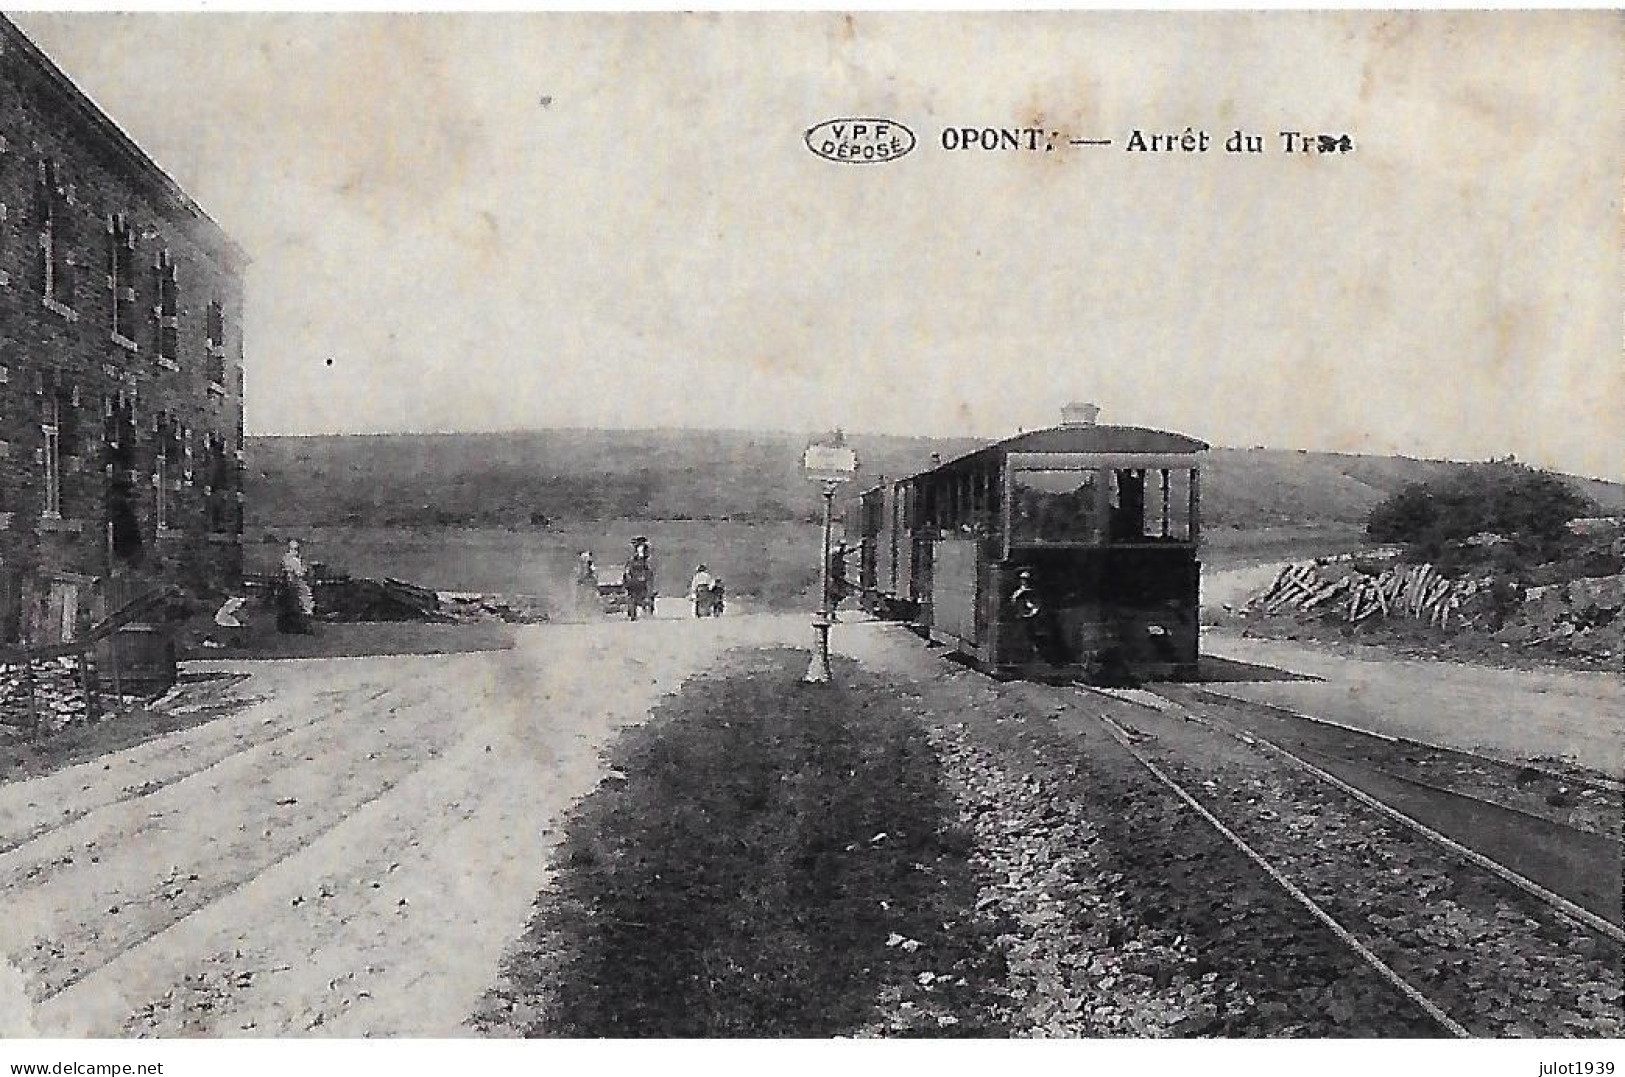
[11,11,1623,479]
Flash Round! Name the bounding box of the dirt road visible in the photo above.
[1200,563,1622,771]
[0,611,815,1037]
[1200,630,1623,772]
[2,600,1611,1038]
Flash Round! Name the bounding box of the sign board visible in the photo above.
[803,444,858,482]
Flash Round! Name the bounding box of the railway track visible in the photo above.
[1080,683,1623,1037]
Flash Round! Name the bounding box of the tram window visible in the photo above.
[1108,470,1147,541]
[1109,468,1194,541]
[1011,469,1102,544]
[1166,468,1193,540]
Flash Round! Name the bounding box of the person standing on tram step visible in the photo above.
[1011,568,1064,666]
[689,564,715,618]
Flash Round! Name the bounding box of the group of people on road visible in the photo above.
[569,538,726,620]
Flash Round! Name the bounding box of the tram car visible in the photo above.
[846,405,1207,682]
[844,482,915,621]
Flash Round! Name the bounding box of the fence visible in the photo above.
[0,582,178,739]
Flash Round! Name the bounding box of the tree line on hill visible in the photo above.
[242,431,1625,535]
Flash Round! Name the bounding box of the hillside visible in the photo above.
[243,430,1625,532]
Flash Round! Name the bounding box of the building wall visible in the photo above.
[0,20,245,642]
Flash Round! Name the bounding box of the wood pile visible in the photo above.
[1248,561,1488,629]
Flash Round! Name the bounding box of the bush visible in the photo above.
[1366,462,1595,566]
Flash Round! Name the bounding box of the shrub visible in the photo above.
[1366,462,1596,566]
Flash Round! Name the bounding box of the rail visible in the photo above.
[1097,711,1471,1037]
[1084,682,1624,1035]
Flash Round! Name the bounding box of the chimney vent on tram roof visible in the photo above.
[1061,402,1101,427]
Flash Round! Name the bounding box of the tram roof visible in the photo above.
[908,424,1208,480]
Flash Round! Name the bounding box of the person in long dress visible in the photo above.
[277,540,315,634]
[623,543,654,620]
[689,564,714,618]
[574,551,600,617]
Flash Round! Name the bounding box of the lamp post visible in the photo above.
[802,440,857,685]
[806,477,840,683]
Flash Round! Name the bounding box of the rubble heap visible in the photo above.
[436,592,550,624]
[249,568,552,626]
[315,575,455,623]
[1490,575,1624,656]
[0,658,85,733]
[0,658,139,736]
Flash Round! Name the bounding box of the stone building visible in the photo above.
[0,16,245,644]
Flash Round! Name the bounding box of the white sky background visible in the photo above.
[11,12,1623,479]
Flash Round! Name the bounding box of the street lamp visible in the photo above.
[802,440,857,684]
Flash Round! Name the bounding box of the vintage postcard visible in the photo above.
[0,8,1618,1064]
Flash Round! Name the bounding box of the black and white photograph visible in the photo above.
[0,7,1619,1064]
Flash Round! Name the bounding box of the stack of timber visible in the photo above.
[1248,560,1488,629]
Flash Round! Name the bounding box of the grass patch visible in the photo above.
[479,648,1002,1037]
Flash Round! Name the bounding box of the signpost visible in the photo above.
[802,440,858,684]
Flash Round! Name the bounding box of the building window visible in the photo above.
[0,128,8,284]
[154,451,167,531]
[154,412,184,532]
[152,250,178,365]
[107,213,138,345]
[40,381,74,519]
[154,412,168,532]
[206,300,226,387]
[33,159,76,313]
[42,399,61,519]
[104,393,143,560]
[205,433,232,532]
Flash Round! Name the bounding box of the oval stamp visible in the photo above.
[805,118,916,164]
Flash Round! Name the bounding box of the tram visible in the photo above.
[846,404,1207,682]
